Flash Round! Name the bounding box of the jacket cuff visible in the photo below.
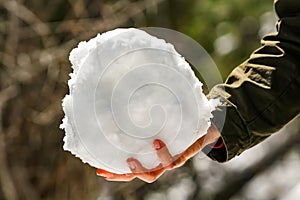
[203,105,251,162]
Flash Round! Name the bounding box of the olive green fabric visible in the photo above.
[205,0,300,162]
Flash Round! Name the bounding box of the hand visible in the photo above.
[97,124,221,183]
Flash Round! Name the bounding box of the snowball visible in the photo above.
[61,28,217,174]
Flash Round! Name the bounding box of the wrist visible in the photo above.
[203,124,221,147]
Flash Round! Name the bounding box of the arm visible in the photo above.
[206,0,300,162]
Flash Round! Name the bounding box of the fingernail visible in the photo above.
[153,139,162,150]
[97,173,107,178]
[128,161,136,170]
[96,169,106,176]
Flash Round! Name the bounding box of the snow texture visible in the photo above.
[61,28,218,174]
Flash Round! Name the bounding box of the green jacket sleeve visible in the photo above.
[204,0,300,162]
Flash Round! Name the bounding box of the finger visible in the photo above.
[127,158,149,173]
[153,139,173,167]
[96,168,114,176]
[136,169,165,183]
[104,174,135,182]
[96,169,135,182]
[127,157,167,183]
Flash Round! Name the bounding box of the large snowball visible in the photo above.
[61,28,217,174]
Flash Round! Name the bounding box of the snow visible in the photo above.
[60,28,218,174]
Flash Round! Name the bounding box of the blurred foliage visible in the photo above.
[1,0,298,200]
[138,0,275,78]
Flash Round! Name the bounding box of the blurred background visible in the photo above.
[0,0,299,199]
